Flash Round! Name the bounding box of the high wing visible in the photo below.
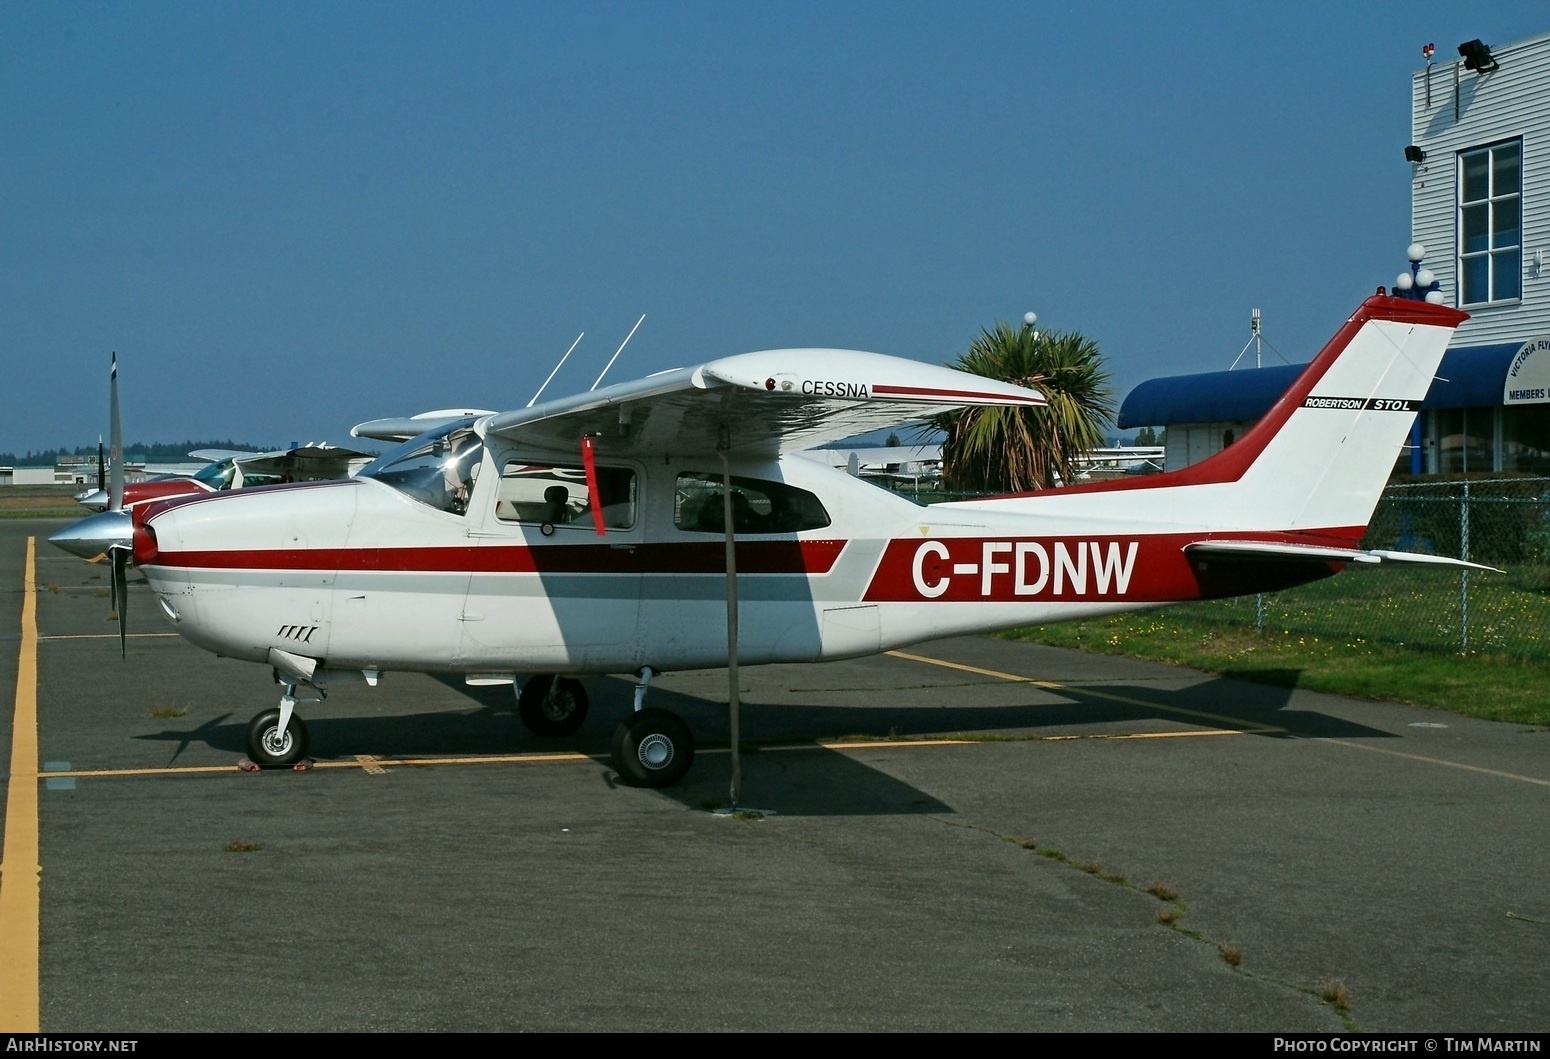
[1184,540,1502,572]
[477,348,1046,457]
[353,408,500,442]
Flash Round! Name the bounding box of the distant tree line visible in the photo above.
[0,440,276,466]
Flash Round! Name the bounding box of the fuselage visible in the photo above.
[132,437,1335,682]
[132,294,1469,685]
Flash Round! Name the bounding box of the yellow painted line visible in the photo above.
[374,752,591,768]
[40,633,180,641]
[886,649,1059,686]
[1,537,41,1031]
[885,649,1550,790]
[36,750,597,781]
[1320,738,1550,789]
[806,730,1240,750]
[804,738,975,750]
[886,649,1282,734]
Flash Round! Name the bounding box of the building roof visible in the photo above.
[1118,341,1525,428]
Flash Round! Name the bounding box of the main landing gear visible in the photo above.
[517,667,695,789]
[517,674,590,736]
[244,684,316,768]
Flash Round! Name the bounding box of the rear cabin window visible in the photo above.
[674,473,830,534]
[494,461,637,530]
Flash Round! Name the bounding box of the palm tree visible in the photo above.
[930,321,1114,493]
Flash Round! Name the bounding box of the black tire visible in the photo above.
[245,708,310,768]
[611,708,694,788]
[518,675,589,737]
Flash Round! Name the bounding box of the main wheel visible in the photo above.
[518,675,589,737]
[245,708,310,768]
[611,708,694,788]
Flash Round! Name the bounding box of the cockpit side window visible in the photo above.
[673,473,830,534]
[494,461,637,530]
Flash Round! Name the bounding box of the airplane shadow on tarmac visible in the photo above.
[131,667,1394,817]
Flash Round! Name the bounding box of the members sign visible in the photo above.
[1504,336,1550,405]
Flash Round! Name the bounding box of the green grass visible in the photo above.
[0,486,80,519]
[1003,611,1550,726]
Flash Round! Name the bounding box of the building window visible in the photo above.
[1458,141,1521,305]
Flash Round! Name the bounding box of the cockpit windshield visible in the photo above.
[358,419,484,515]
[192,458,238,489]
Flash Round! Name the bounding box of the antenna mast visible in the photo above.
[591,314,646,391]
[527,332,585,408]
[1228,308,1291,370]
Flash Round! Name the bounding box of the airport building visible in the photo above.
[1121,29,1550,477]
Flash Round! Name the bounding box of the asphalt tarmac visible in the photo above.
[2,518,1547,1032]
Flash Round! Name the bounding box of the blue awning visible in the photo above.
[1117,341,1524,428]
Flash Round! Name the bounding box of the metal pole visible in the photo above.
[1460,480,1471,653]
[720,446,741,809]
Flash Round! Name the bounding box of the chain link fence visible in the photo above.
[900,476,1550,661]
[1208,476,1550,660]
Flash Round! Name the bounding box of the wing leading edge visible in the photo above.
[481,348,1047,458]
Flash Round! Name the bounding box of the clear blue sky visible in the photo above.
[3,2,1545,456]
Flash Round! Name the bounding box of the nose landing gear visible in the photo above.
[243,684,316,768]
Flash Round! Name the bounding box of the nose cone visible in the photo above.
[75,488,110,511]
[49,509,133,560]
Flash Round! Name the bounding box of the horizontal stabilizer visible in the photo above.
[1186,540,1500,572]
[1366,548,1503,573]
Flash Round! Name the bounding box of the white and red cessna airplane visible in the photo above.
[51,285,1485,789]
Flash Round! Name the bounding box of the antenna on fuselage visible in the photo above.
[527,332,585,408]
[590,314,646,391]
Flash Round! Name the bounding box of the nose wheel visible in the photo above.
[245,706,311,768]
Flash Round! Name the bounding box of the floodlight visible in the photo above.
[1458,39,1499,73]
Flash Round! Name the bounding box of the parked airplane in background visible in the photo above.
[74,443,379,513]
[50,271,1489,797]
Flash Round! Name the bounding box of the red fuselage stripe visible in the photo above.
[150,538,848,575]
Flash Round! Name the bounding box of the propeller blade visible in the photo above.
[109,353,124,513]
[110,546,129,658]
[97,438,105,493]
